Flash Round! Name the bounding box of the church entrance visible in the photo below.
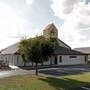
[54,56,58,64]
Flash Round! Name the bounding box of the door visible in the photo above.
[54,56,57,64]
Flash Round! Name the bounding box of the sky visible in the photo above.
[0,0,90,50]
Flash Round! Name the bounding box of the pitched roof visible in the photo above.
[43,23,58,32]
[58,39,71,49]
[0,23,87,55]
[0,43,19,54]
[53,46,87,55]
[74,47,90,54]
[0,43,86,55]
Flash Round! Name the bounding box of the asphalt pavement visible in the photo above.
[0,65,90,78]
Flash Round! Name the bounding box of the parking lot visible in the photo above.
[0,65,90,78]
[39,65,90,77]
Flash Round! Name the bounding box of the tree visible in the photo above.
[19,38,29,66]
[19,36,59,75]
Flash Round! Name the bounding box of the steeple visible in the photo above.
[43,23,58,38]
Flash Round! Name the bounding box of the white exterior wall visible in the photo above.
[43,60,50,65]
[0,54,87,66]
[50,56,56,64]
[14,55,24,66]
[57,55,86,65]
[0,54,24,66]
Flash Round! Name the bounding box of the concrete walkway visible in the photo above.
[0,65,90,78]
[0,69,35,78]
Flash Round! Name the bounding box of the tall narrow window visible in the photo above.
[1,57,3,60]
[59,56,62,63]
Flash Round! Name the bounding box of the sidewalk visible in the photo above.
[0,69,35,78]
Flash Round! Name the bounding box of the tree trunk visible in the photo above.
[41,62,43,66]
[32,62,33,67]
[35,62,38,75]
[24,62,26,66]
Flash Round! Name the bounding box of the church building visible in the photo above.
[0,23,88,66]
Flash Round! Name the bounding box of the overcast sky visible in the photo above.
[0,0,90,50]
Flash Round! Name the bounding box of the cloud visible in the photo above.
[25,0,34,5]
[0,2,38,50]
[51,0,90,48]
[0,0,62,49]
[0,2,23,49]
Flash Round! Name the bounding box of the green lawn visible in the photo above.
[0,73,90,90]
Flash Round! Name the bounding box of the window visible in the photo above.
[59,56,62,63]
[85,56,87,63]
[1,57,3,59]
[5,57,7,60]
[50,29,55,36]
[69,56,77,58]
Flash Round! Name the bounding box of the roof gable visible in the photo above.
[54,46,87,55]
[74,47,90,54]
[0,43,19,54]
[58,39,71,49]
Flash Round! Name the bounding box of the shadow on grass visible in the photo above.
[39,69,83,76]
[38,77,90,90]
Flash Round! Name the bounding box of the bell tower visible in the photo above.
[43,23,58,38]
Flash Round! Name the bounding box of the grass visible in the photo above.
[0,73,90,90]
[88,61,90,65]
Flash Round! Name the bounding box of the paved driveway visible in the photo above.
[0,65,90,78]
[39,65,90,77]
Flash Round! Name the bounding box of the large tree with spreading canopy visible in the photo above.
[19,36,58,75]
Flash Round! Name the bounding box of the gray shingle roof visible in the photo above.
[58,39,71,49]
[74,47,90,54]
[54,46,87,55]
[0,44,87,55]
[0,43,19,54]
